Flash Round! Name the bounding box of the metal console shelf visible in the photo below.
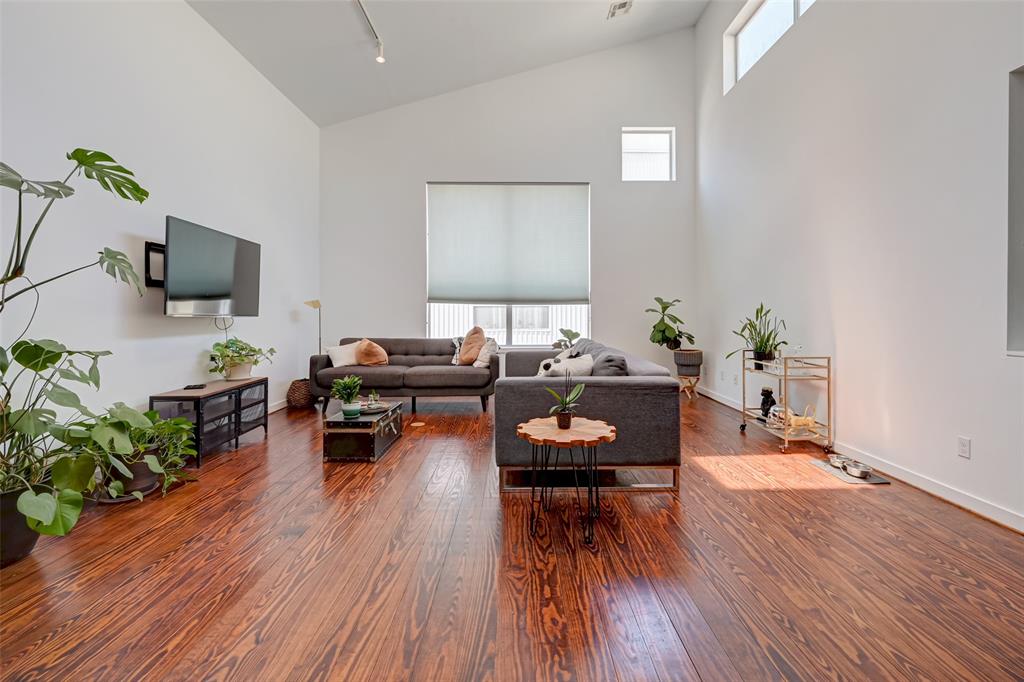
[149,376,268,466]
[739,350,833,453]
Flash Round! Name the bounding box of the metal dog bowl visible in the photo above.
[828,454,851,468]
[843,461,873,479]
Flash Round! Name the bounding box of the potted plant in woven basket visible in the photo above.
[545,373,585,430]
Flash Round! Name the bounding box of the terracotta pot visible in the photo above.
[1,488,40,567]
[555,411,573,430]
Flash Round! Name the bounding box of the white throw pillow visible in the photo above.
[539,354,594,377]
[473,338,499,368]
[536,347,574,376]
[327,341,360,367]
[451,336,464,365]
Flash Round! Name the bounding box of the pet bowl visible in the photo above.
[827,454,851,469]
[843,461,873,479]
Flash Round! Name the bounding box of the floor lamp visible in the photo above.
[304,299,322,353]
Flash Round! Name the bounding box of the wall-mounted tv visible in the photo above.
[164,216,261,317]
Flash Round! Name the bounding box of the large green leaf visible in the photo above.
[0,162,75,198]
[92,421,132,454]
[16,489,57,525]
[27,489,83,536]
[48,423,92,445]
[98,248,143,296]
[66,148,148,203]
[106,452,133,479]
[51,454,97,491]
[566,383,585,403]
[143,454,165,474]
[0,346,9,374]
[11,339,66,372]
[7,408,56,437]
[44,385,95,417]
[108,402,152,429]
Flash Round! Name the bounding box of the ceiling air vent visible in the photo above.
[607,0,633,19]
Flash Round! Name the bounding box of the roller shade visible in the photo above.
[427,183,590,304]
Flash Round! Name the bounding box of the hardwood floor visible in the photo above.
[2,397,1022,681]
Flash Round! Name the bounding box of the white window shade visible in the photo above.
[427,183,590,304]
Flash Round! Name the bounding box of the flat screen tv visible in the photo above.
[164,216,261,317]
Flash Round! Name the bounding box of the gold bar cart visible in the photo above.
[739,350,834,453]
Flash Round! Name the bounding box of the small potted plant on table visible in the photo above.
[210,337,276,381]
[727,303,787,370]
[332,375,363,419]
[545,373,585,430]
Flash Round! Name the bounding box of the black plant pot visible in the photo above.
[752,350,775,371]
[665,338,682,351]
[1,488,40,568]
[100,454,161,504]
[556,412,573,430]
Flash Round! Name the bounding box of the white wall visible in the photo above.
[319,30,696,368]
[1,1,320,412]
[695,0,1024,528]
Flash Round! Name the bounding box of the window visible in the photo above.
[723,0,815,93]
[426,183,590,346]
[431,303,589,346]
[621,127,675,182]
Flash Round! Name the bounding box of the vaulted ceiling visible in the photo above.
[189,0,709,126]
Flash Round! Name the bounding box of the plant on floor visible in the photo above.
[552,328,581,350]
[0,148,147,563]
[726,303,787,366]
[91,404,194,500]
[646,297,695,350]
[545,372,585,429]
[209,338,276,378]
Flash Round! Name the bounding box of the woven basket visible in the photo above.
[287,378,315,408]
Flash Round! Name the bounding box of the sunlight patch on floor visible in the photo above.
[688,455,857,490]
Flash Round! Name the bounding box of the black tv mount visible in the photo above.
[144,241,165,288]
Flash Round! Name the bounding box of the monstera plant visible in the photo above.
[0,148,148,566]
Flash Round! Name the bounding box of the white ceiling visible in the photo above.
[188,0,709,126]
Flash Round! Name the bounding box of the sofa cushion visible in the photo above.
[404,365,492,388]
[316,365,407,389]
[540,354,594,377]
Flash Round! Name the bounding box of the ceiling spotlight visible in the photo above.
[356,0,387,65]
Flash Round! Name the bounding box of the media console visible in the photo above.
[149,376,268,466]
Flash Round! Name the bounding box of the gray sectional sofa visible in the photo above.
[494,341,681,490]
[310,337,500,414]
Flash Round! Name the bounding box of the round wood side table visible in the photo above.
[516,417,616,545]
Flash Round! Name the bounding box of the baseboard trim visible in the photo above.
[269,399,288,414]
[694,387,1024,533]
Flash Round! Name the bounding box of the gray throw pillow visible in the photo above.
[570,338,606,359]
[592,353,628,376]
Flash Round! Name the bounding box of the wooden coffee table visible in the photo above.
[516,417,616,545]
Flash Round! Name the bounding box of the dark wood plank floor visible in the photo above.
[2,397,1022,681]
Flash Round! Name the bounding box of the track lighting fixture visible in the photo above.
[376,40,386,64]
[356,0,386,65]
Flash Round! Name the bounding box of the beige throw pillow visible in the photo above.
[458,326,486,365]
[327,341,360,367]
[356,338,388,366]
[473,338,499,368]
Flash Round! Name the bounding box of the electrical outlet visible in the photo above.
[719,370,725,382]
[732,373,739,386]
[957,436,972,459]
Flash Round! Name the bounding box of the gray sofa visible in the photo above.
[310,338,499,414]
[494,342,681,490]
